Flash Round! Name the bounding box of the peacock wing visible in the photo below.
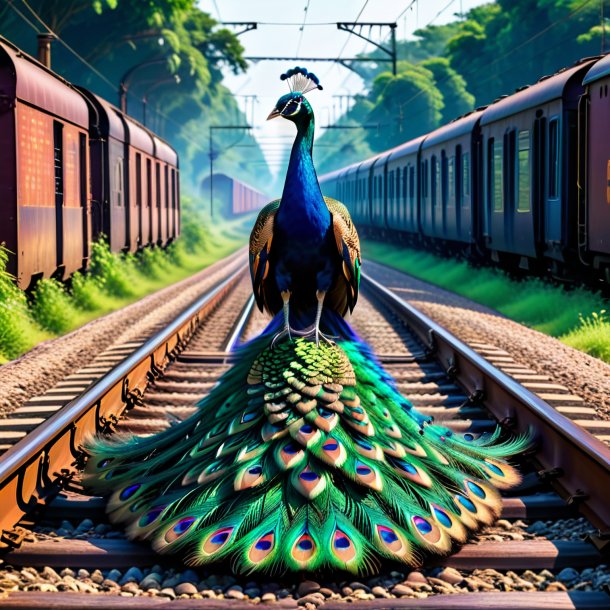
[324,196,361,313]
[249,200,280,313]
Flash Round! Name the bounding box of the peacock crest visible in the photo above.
[280,66,323,94]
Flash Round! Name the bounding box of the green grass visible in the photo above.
[364,240,610,363]
[0,197,253,365]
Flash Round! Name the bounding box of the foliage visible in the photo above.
[89,238,136,298]
[30,278,78,334]
[0,0,271,194]
[420,57,475,123]
[563,310,610,362]
[367,64,443,150]
[0,194,251,363]
[364,240,610,363]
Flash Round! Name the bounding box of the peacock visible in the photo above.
[82,67,530,576]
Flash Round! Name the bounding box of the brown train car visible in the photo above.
[152,136,179,245]
[582,55,610,279]
[0,38,90,288]
[77,89,129,251]
[123,116,154,252]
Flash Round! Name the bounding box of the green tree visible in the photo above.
[367,64,443,150]
[421,57,474,123]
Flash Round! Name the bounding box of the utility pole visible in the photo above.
[209,125,252,218]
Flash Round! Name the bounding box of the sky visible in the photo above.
[202,0,490,176]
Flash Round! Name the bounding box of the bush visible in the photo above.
[89,238,135,297]
[30,278,77,334]
[562,310,610,362]
[70,271,102,311]
[137,247,172,279]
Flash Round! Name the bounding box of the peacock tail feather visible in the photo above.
[83,312,530,576]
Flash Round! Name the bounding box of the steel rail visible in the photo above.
[363,273,610,534]
[0,262,247,545]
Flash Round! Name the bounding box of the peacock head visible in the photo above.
[267,66,323,125]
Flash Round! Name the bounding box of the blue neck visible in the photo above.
[279,115,328,222]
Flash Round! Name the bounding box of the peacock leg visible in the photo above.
[312,290,335,346]
[272,290,295,347]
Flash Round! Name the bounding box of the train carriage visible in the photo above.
[582,55,610,279]
[420,112,482,245]
[479,60,596,268]
[385,136,425,236]
[78,91,129,252]
[0,38,91,288]
[153,136,180,245]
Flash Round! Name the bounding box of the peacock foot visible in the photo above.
[271,326,298,348]
[298,327,337,347]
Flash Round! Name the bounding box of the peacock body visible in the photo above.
[83,68,530,576]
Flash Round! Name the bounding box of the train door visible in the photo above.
[135,152,143,247]
[53,121,64,271]
[533,116,546,248]
[80,132,90,267]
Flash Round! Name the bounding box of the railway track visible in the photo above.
[0,254,608,609]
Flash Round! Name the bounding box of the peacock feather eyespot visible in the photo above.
[466,480,486,499]
[412,516,433,534]
[249,532,275,564]
[292,530,316,565]
[249,465,263,475]
[397,460,417,475]
[97,458,113,468]
[164,516,197,543]
[463,433,475,442]
[299,470,319,481]
[432,506,453,528]
[284,442,300,455]
[300,424,313,434]
[323,440,338,451]
[484,460,505,476]
[378,525,399,544]
[202,526,234,555]
[356,464,372,475]
[139,505,166,527]
[455,494,477,513]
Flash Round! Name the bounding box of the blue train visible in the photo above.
[320,55,610,282]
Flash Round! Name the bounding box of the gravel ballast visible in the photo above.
[0,249,246,418]
[365,261,610,421]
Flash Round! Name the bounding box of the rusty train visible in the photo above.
[320,55,610,283]
[0,37,180,289]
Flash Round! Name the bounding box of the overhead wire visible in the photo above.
[396,0,595,117]
[295,0,311,58]
[11,0,253,161]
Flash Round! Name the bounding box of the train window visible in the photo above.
[63,126,80,208]
[79,133,87,208]
[448,156,455,207]
[146,159,152,208]
[16,105,54,207]
[114,158,124,207]
[135,153,142,209]
[53,122,63,202]
[494,140,503,212]
[389,170,394,204]
[548,119,559,199]
[431,156,438,206]
[156,162,161,208]
[463,152,470,198]
[517,130,531,212]
[409,166,415,203]
[422,159,428,198]
[171,169,176,209]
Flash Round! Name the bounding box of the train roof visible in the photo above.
[422,111,483,149]
[481,59,597,125]
[583,53,610,85]
[387,135,426,161]
[0,37,88,128]
[153,135,178,166]
[75,88,126,141]
[122,113,154,154]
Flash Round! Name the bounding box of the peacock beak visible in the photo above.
[267,107,282,120]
